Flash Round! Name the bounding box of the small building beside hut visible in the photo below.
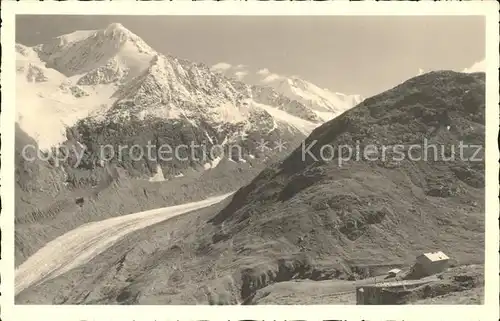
[387,268,402,278]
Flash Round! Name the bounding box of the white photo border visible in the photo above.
[1,1,498,321]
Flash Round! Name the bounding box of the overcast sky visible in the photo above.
[16,15,485,97]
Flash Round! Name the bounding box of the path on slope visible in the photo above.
[15,193,234,295]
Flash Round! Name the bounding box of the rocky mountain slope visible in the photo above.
[16,70,485,304]
[16,23,360,266]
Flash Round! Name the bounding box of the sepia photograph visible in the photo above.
[1,2,498,320]
[12,14,487,305]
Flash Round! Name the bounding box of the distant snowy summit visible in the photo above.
[33,22,155,81]
[211,63,364,122]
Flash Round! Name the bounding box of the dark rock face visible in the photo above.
[210,71,485,263]
[215,71,485,217]
[62,112,304,184]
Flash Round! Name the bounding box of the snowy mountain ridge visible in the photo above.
[211,63,364,121]
[106,53,319,132]
[16,23,359,153]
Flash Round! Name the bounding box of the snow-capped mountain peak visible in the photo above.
[15,23,332,153]
[103,22,129,36]
[97,22,153,54]
[32,23,156,82]
[16,23,158,149]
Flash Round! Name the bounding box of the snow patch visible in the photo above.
[248,100,318,135]
[203,155,223,170]
[210,156,222,169]
[267,119,278,134]
[60,30,97,44]
[210,102,248,124]
[149,164,166,182]
[313,110,337,122]
[16,74,116,150]
[76,141,87,150]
